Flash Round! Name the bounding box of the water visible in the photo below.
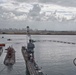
[0,34,76,75]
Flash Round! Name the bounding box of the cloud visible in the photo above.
[0,0,76,22]
[1,12,27,21]
[15,0,76,7]
[16,0,38,2]
[0,0,76,30]
[0,1,33,12]
[0,0,7,3]
[39,0,76,7]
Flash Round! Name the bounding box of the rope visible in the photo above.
[35,40,76,45]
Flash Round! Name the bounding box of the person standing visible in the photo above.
[27,39,35,61]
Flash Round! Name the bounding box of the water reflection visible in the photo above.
[7,65,13,72]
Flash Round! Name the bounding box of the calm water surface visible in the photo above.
[0,34,76,75]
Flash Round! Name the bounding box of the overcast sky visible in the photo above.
[0,0,76,31]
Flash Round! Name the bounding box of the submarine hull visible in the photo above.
[4,47,15,66]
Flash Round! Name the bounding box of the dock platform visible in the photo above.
[21,46,44,75]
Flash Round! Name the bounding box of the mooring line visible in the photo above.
[35,40,76,45]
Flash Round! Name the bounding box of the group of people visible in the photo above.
[27,39,35,61]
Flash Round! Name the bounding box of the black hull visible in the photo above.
[21,46,44,75]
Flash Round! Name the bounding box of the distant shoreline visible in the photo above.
[0,31,76,35]
[0,29,76,35]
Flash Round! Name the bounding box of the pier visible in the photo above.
[21,46,44,75]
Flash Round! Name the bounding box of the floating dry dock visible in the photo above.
[21,46,44,75]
